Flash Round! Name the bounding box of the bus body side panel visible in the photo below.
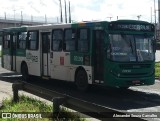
[26,50,41,76]
[3,50,12,70]
[70,52,93,84]
[50,24,74,81]
[50,50,93,83]
[50,52,71,81]
[26,30,41,76]
[2,33,13,71]
[14,48,26,73]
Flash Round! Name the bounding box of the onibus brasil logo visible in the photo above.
[1,112,42,119]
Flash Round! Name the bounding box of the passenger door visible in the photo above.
[41,32,51,76]
[93,30,104,81]
[26,31,41,76]
[3,34,12,70]
[12,34,17,71]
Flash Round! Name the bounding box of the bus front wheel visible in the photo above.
[75,70,89,92]
[21,63,29,81]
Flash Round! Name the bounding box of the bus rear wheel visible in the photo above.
[75,70,89,92]
[21,63,29,81]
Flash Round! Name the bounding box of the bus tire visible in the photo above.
[75,69,89,92]
[21,63,29,82]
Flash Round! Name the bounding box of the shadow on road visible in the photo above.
[0,71,22,83]
[0,71,160,111]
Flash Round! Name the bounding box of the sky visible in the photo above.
[0,0,158,23]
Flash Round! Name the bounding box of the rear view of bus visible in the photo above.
[105,20,155,88]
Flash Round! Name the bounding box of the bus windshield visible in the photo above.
[108,34,154,62]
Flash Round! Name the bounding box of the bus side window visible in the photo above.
[78,28,89,52]
[3,34,10,48]
[28,31,39,50]
[17,32,27,49]
[64,29,76,51]
[52,29,63,51]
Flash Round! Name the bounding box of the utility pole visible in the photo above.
[45,14,47,24]
[154,0,157,39]
[158,0,160,24]
[13,9,16,26]
[13,9,16,20]
[151,7,152,23]
[59,0,63,23]
[107,17,112,21]
[21,11,23,25]
[4,12,6,20]
[57,17,59,23]
[31,15,33,22]
[69,1,71,23]
[64,0,67,23]
[154,0,157,24]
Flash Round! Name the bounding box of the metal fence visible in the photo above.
[12,82,146,121]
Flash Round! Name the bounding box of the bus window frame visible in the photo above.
[3,33,11,49]
[77,28,90,53]
[63,28,77,52]
[27,30,39,51]
[17,31,27,50]
[51,29,63,51]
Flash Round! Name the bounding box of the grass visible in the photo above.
[0,50,1,57]
[155,62,160,78]
[0,95,85,121]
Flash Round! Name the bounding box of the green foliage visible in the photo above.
[0,95,85,121]
[155,62,160,77]
[1,95,52,112]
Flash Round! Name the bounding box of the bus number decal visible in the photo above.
[26,53,38,62]
[74,56,83,62]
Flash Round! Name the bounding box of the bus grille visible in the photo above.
[119,64,151,69]
[118,64,153,78]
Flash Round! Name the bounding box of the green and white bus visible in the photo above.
[1,20,155,91]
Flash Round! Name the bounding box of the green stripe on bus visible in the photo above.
[3,27,27,33]
[2,49,26,57]
[3,49,11,55]
[16,49,26,57]
[70,52,84,65]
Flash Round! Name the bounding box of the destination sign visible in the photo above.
[109,23,154,32]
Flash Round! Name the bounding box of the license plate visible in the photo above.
[132,80,140,84]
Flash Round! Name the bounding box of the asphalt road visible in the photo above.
[0,67,160,121]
